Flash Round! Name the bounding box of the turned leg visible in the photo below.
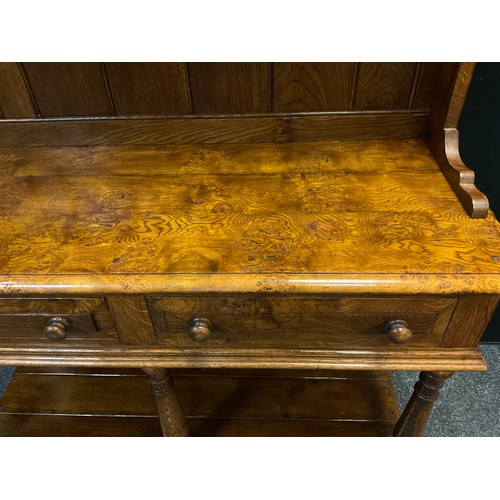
[393,371,454,437]
[143,368,189,437]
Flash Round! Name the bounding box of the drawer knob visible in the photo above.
[385,319,412,344]
[188,317,212,342]
[44,317,72,341]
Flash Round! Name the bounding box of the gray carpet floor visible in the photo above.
[0,366,15,399]
[391,344,500,437]
[1,345,499,436]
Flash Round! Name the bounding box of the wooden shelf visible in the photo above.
[1,139,499,296]
[0,366,400,437]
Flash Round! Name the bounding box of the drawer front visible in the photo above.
[0,298,118,342]
[147,297,457,349]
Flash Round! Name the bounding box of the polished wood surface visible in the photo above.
[393,371,454,437]
[106,295,157,344]
[0,62,438,119]
[0,63,36,118]
[411,63,437,109]
[354,63,418,110]
[440,295,500,348]
[143,368,189,436]
[105,63,191,115]
[148,296,456,349]
[0,343,487,371]
[0,367,399,436]
[189,63,270,113]
[22,63,114,117]
[0,298,117,341]
[0,140,498,296]
[423,63,489,217]
[441,128,489,217]
[0,63,489,217]
[272,63,355,111]
[0,62,498,437]
[0,112,428,147]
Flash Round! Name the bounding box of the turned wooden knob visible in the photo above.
[385,319,412,344]
[188,317,212,342]
[44,317,72,341]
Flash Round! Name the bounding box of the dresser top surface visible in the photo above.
[0,139,499,295]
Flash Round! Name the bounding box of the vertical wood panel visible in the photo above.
[424,63,461,140]
[273,63,355,112]
[440,295,499,347]
[189,63,269,113]
[0,63,36,118]
[105,63,191,115]
[444,62,476,128]
[411,62,438,109]
[353,63,418,110]
[106,295,158,345]
[23,63,114,117]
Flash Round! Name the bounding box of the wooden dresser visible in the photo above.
[0,62,498,436]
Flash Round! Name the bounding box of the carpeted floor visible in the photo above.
[0,366,15,399]
[391,344,500,437]
[1,345,499,436]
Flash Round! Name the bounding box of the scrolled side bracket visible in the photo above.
[442,127,489,218]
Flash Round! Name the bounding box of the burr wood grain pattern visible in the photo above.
[0,140,498,296]
[0,62,498,437]
[0,62,488,216]
[148,296,456,350]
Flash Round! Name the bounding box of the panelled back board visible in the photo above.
[0,62,436,118]
[0,62,499,438]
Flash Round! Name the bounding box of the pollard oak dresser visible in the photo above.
[0,63,498,436]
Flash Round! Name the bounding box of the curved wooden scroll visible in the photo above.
[425,63,490,218]
[442,128,489,218]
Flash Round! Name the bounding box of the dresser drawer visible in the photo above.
[0,298,118,342]
[147,297,457,349]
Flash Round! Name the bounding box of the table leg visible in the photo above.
[393,371,454,437]
[143,368,189,437]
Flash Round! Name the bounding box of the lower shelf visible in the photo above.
[0,366,400,437]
